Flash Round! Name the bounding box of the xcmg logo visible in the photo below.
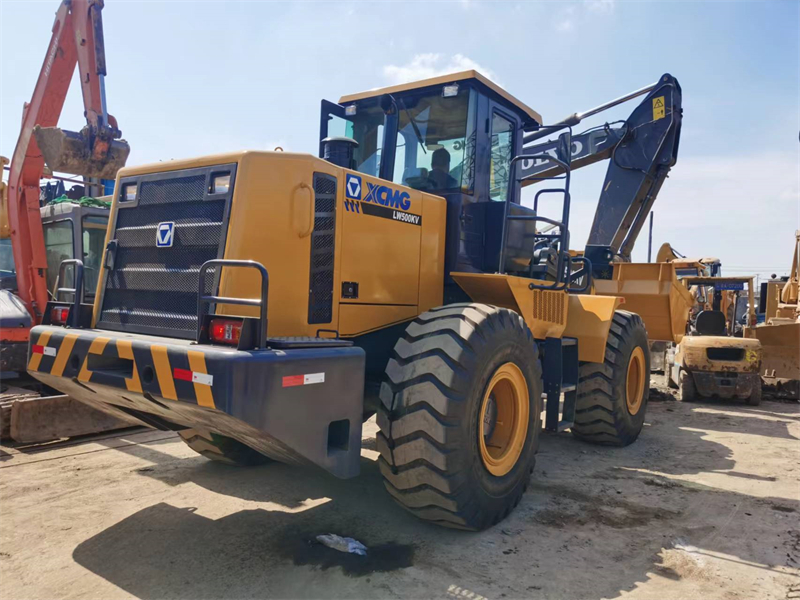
[363,182,411,211]
[345,174,411,211]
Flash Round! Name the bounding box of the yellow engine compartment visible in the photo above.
[97,151,447,339]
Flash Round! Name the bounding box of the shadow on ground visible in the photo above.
[71,399,800,599]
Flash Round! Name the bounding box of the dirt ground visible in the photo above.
[1,380,798,600]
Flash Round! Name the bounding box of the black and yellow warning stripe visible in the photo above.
[28,329,215,409]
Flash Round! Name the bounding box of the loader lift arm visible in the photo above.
[518,74,682,277]
[6,0,128,321]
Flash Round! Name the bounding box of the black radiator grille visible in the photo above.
[97,165,234,338]
[308,173,337,324]
[706,347,745,361]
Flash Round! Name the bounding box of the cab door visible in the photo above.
[487,105,518,204]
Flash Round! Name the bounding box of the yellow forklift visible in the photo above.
[28,72,684,529]
[669,276,762,405]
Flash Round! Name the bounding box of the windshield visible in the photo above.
[339,86,477,193]
[392,87,476,192]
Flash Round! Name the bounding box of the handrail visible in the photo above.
[197,259,269,349]
[54,258,85,328]
[495,125,592,292]
[497,129,573,292]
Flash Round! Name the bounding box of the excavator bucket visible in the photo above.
[594,262,694,343]
[33,126,129,180]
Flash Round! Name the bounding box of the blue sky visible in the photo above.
[1,0,798,282]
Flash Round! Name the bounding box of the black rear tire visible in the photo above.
[679,370,697,402]
[377,303,542,530]
[746,379,762,406]
[177,429,272,466]
[572,311,650,446]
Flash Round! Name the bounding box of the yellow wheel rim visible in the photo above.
[478,362,530,477]
[626,346,646,415]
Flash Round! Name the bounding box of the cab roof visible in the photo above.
[339,70,543,126]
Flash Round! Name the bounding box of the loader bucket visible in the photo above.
[594,262,694,343]
[752,321,800,381]
[33,126,129,180]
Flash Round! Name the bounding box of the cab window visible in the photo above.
[347,99,385,177]
[391,86,476,193]
[0,239,14,274]
[43,220,74,296]
[489,112,514,201]
[82,215,108,297]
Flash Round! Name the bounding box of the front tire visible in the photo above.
[572,311,650,446]
[376,304,542,530]
[177,429,271,466]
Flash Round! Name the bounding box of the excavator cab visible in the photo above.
[40,203,109,300]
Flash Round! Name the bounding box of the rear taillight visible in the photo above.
[51,306,70,325]
[209,318,242,345]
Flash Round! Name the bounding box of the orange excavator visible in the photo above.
[1,0,131,443]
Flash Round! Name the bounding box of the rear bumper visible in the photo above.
[27,325,366,478]
[690,371,759,399]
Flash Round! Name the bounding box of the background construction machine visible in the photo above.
[1,0,132,443]
[28,72,684,530]
[645,242,727,372]
[749,231,800,396]
[669,276,762,405]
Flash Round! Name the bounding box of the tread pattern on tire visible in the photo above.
[572,310,649,447]
[679,370,697,402]
[747,378,762,406]
[178,429,271,466]
[377,303,540,530]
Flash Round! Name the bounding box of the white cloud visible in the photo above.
[629,153,798,275]
[524,151,799,279]
[553,5,577,32]
[555,18,575,32]
[382,54,499,86]
[553,0,614,33]
[585,0,615,14]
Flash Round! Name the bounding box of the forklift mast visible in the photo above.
[520,74,682,276]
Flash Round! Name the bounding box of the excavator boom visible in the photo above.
[518,74,682,273]
[7,0,128,321]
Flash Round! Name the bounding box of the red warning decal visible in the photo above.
[282,372,325,387]
[173,368,214,386]
[173,368,193,382]
[32,344,56,356]
[282,375,305,387]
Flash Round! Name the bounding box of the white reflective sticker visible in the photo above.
[43,347,57,357]
[304,372,325,385]
[192,372,214,386]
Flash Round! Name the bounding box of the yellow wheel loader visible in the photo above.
[27,72,684,529]
[749,231,800,395]
[669,277,762,405]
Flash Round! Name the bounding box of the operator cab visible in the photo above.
[40,202,109,302]
[320,71,560,291]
